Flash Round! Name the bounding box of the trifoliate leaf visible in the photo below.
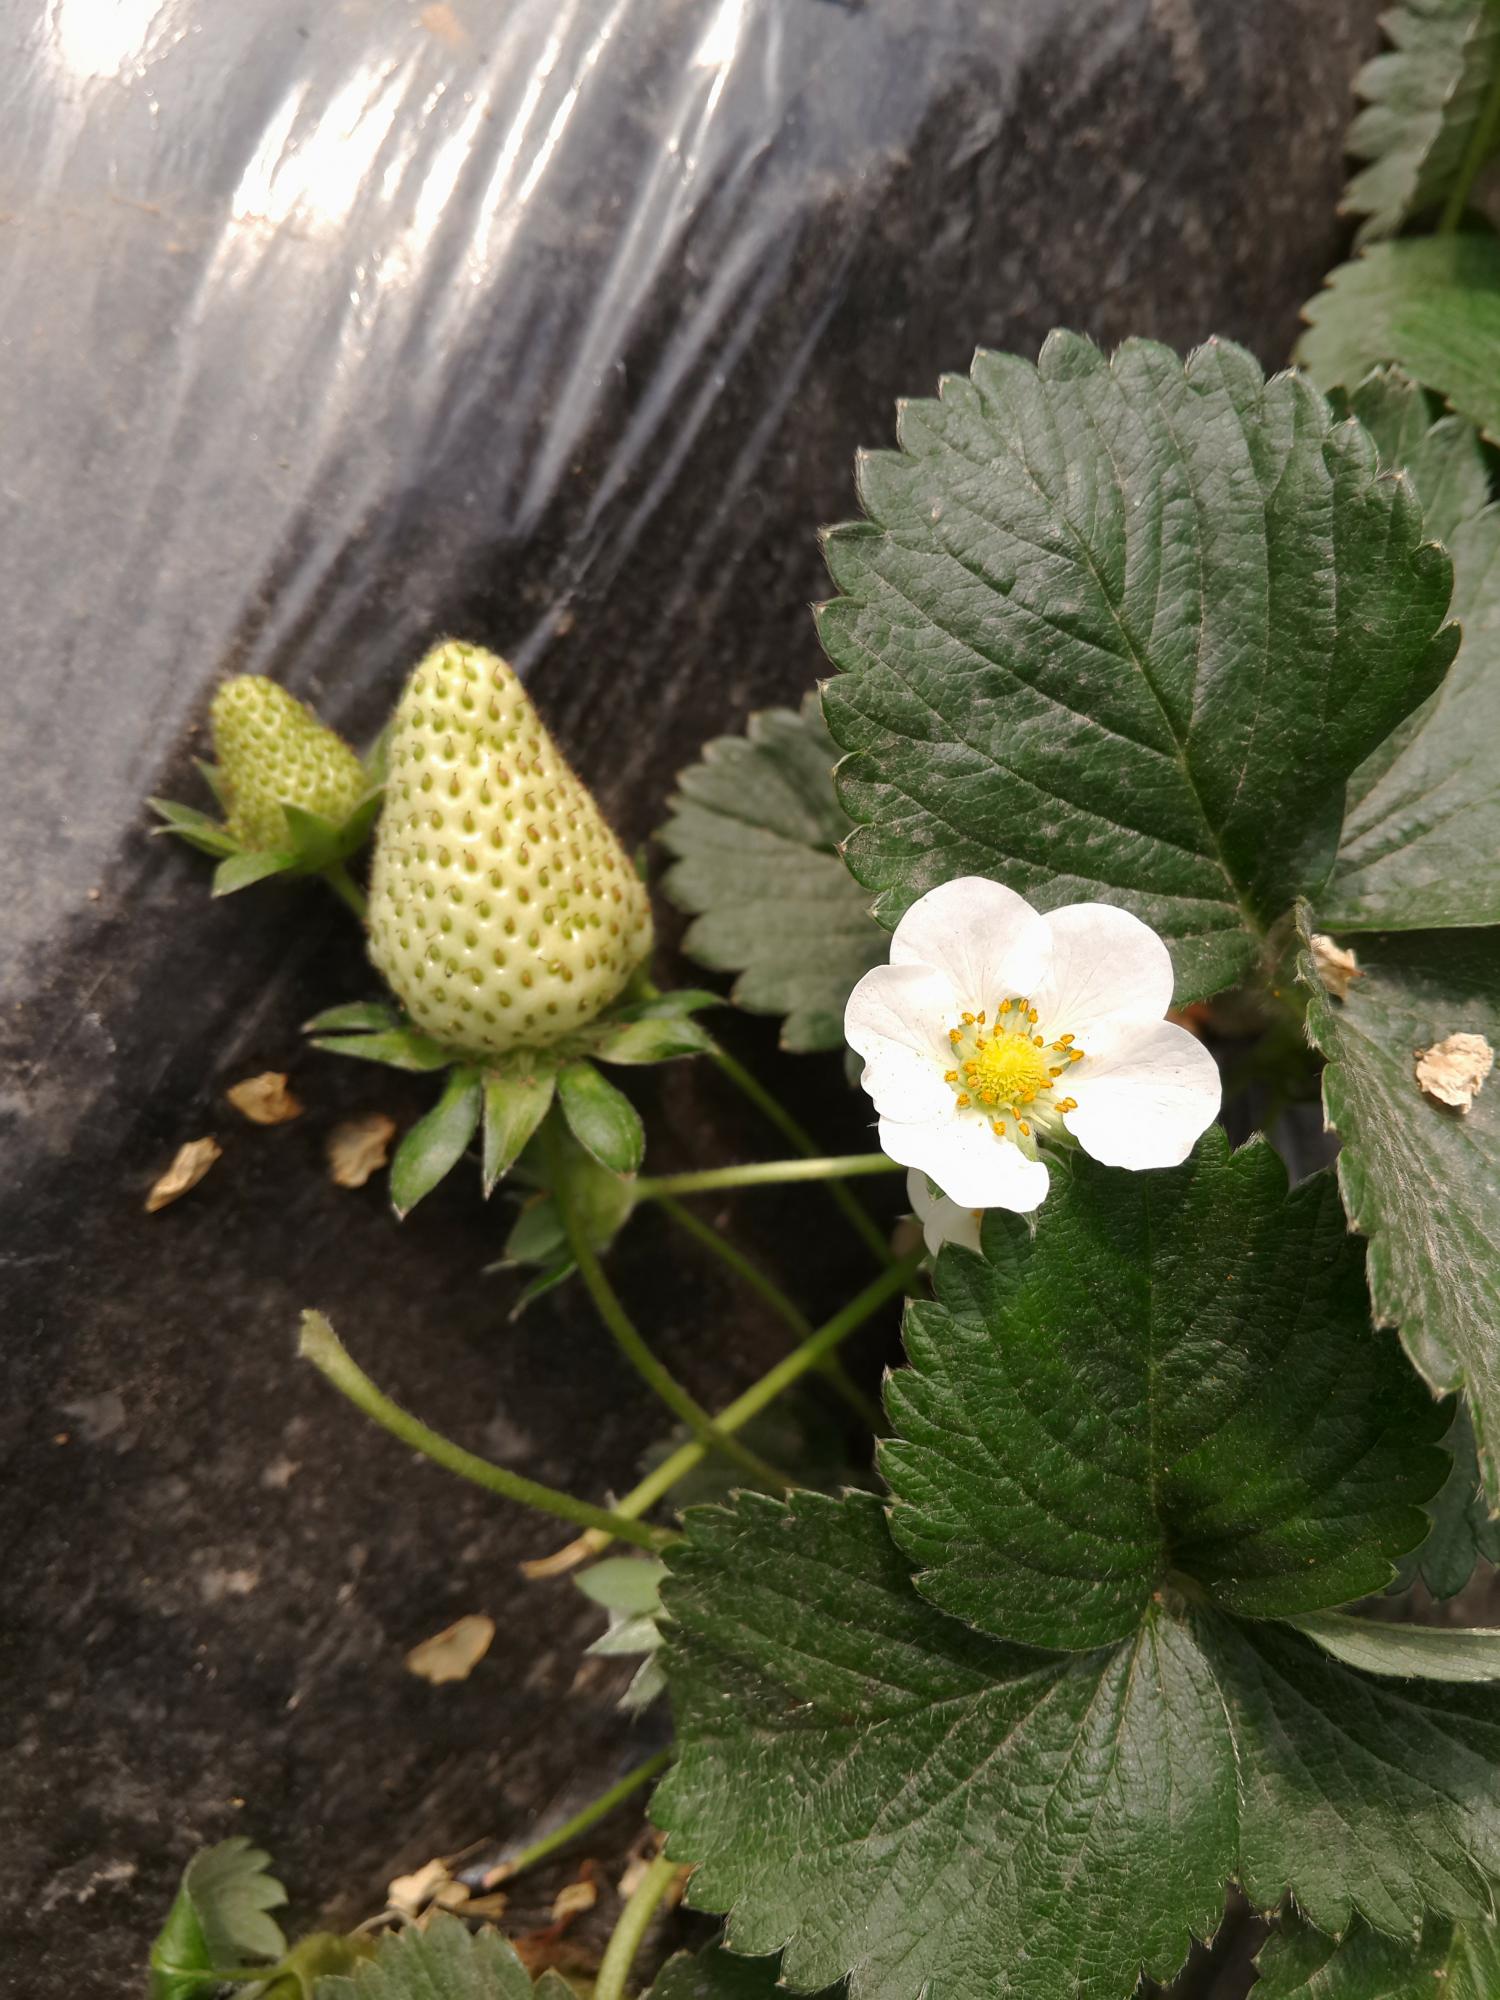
[1299,917,1500,1503]
[657,694,886,1051]
[649,1944,839,2000]
[556,1061,644,1175]
[315,1912,531,2000]
[1394,1402,1500,1597]
[1256,1913,1500,2000]
[1324,379,1500,931]
[1298,235,1500,443]
[1290,1610,1500,1681]
[390,1065,483,1217]
[1343,1,1500,244]
[149,1837,288,1999]
[656,1489,1500,2000]
[817,334,1456,1004]
[882,1134,1444,1650]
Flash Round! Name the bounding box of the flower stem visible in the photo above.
[492,1749,674,1883]
[320,859,368,922]
[1440,47,1500,231]
[656,1196,882,1430]
[525,1248,922,1571]
[595,1853,684,2000]
[709,1045,895,1266]
[298,1311,670,1550]
[545,1133,794,1492]
[634,1153,901,1201]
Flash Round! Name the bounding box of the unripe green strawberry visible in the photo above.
[368,642,654,1054]
[210,676,366,850]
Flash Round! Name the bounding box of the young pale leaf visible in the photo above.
[1298,236,1500,442]
[1394,1403,1500,1598]
[1299,919,1500,1503]
[658,694,886,1051]
[390,1066,483,1217]
[1255,1914,1500,2000]
[1343,1,1500,244]
[481,1062,557,1194]
[655,1490,1500,2000]
[1290,1611,1500,1682]
[575,1556,668,1616]
[150,1837,288,2000]
[882,1135,1445,1650]
[817,334,1456,1003]
[315,1912,531,2000]
[556,1060,644,1175]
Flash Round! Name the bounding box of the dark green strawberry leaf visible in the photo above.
[1299,917,1500,1503]
[149,1837,287,1999]
[1343,2,1500,244]
[1298,235,1500,443]
[481,1062,557,1195]
[556,1061,644,1175]
[649,1943,840,2000]
[315,1912,532,2000]
[656,1489,1500,2000]
[882,1134,1444,1650]
[1290,1610,1500,1681]
[1256,1913,1500,2000]
[1323,375,1500,931]
[390,1065,483,1217]
[304,1000,401,1034]
[817,335,1457,1005]
[658,694,886,1051]
[1393,1403,1500,1597]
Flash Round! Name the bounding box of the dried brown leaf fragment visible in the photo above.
[226,1071,303,1124]
[404,1613,496,1685]
[1415,1031,1494,1113]
[1309,934,1362,1001]
[144,1137,223,1212]
[327,1112,397,1187]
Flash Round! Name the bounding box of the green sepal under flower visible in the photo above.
[149,676,384,897]
[306,986,720,1215]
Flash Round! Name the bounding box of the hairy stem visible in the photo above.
[299,1311,670,1550]
[595,1853,684,2000]
[635,1153,902,1201]
[492,1749,674,1882]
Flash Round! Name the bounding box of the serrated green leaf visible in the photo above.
[1343,1,1500,244]
[213,847,296,896]
[648,1944,840,2000]
[1291,1610,1500,1681]
[882,1134,1445,1650]
[817,334,1457,1004]
[390,1066,483,1217]
[556,1061,644,1175]
[658,694,887,1051]
[1395,1402,1500,1597]
[1298,918,1500,1504]
[656,1488,1500,2000]
[303,1001,401,1033]
[1255,1913,1500,2000]
[149,1837,288,1999]
[482,1062,557,1195]
[311,1029,457,1072]
[1327,367,1491,549]
[1298,235,1500,442]
[315,1912,532,2000]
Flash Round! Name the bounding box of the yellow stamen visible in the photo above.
[1033,1033,1045,1047]
[992,1120,1005,1136]
[956,1093,970,1107]
[949,1028,962,1044]
[944,1070,958,1083]
[1019,1120,1031,1137]
[961,1011,976,1025]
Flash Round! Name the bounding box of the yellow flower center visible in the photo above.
[943,997,1086,1151]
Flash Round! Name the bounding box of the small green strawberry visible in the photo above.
[210,676,367,850]
[367,642,654,1055]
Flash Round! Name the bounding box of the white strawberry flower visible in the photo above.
[846,878,1221,1217]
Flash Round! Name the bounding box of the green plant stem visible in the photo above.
[545,1134,793,1493]
[710,1045,895,1266]
[320,858,368,923]
[498,1749,674,1881]
[545,1248,922,1566]
[595,1853,683,2000]
[1440,42,1500,231]
[634,1153,902,1201]
[656,1196,882,1431]
[298,1311,670,1550]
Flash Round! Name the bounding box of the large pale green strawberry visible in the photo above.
[368,642,654,1054]
[210,676,366,850]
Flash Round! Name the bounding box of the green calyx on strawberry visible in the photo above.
[367,641,656,1057]
[149,675,383,897]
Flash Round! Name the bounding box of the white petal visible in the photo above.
[879,1109,1050,1213]
[906,1167,983,1255]
[844,961,956,1122]
[1062,1019,1222,1169]
[889,877,1049,1013]
[1029,902,1175,1039]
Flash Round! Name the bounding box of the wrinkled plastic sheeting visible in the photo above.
[0,0,1153,1009]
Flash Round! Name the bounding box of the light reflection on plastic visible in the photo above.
[229,62,407,235]
[45,0,173,79]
